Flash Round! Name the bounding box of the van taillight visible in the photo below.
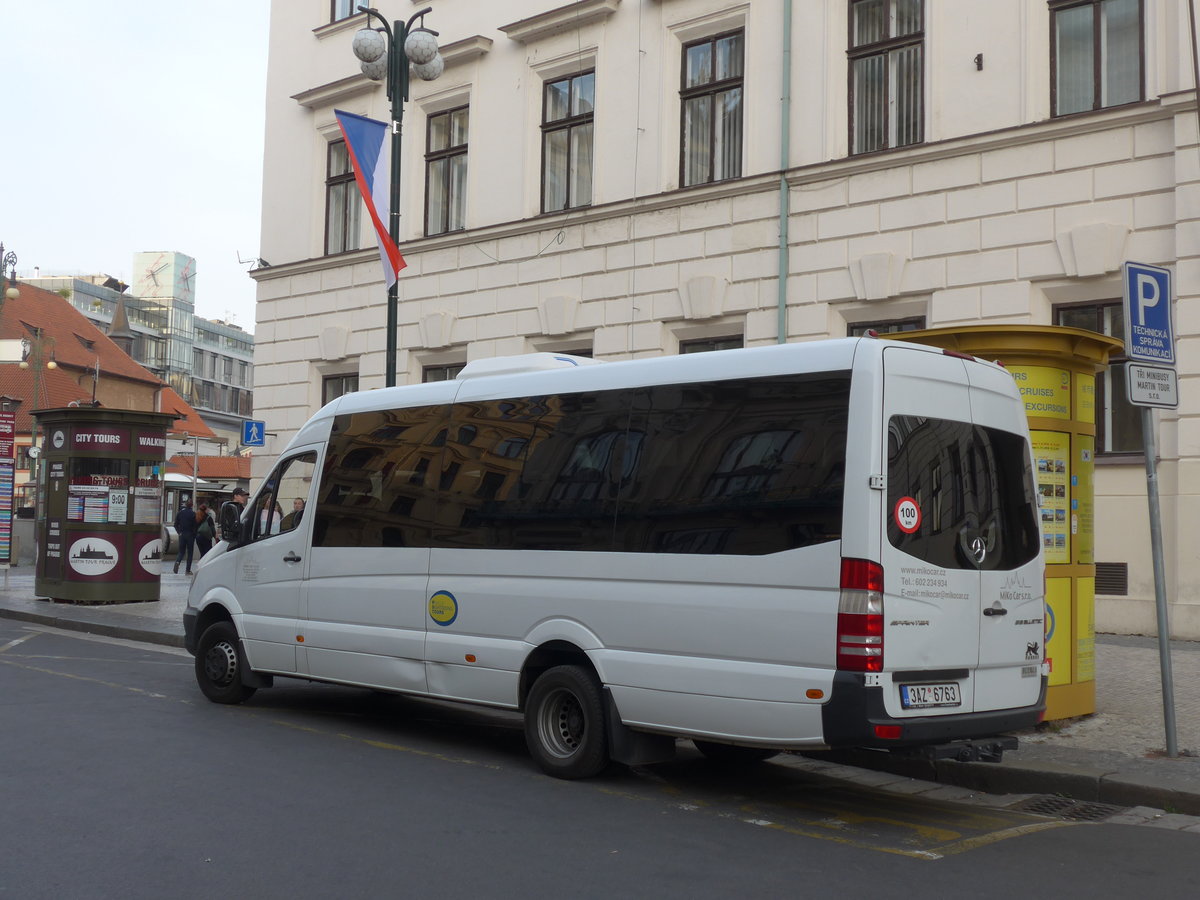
[837,558,884,672]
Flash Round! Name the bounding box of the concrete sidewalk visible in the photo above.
[1,564,1198,815]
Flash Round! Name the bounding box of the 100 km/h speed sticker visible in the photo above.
[894,497,922,534]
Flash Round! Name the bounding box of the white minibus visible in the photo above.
[185,338,1046,778]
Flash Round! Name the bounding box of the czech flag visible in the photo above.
[334,109,406,286]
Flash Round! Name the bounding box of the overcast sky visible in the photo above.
[5,1,270,334]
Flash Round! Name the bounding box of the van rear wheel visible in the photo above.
[524,665,608,779]
[693,740,779,764]
[195,621,256,705]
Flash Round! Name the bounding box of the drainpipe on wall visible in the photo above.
[1190,1,1200,143]
[776,0,794,343]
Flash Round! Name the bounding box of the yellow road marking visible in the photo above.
[0,632,40,654]
[3,651,1074,859]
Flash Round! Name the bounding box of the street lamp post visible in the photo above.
[352,5,443,387]
[18,330,56,529]
[1,242,20,307]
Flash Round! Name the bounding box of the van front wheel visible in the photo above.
[524,665,608,779]
[195,621,256,705]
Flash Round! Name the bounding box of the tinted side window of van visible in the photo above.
[313,406,449,548]
[618,374,849,555]
[887,416,1039,570]
[435,390,636,551]
[314,373,850,555]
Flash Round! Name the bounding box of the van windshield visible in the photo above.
[886,416,1039,570]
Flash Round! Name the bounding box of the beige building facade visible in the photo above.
[255,0,1200,637]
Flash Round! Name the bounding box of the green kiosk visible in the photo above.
[33,408,175,604]
[892,326,1121,721]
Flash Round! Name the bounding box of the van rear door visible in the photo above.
[879,347,981,716]
[962,361,1044,712]
[878,346,1043,719]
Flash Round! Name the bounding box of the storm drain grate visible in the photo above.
[1009,796,1127,822]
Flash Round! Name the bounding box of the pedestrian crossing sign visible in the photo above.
[241,420,266,447]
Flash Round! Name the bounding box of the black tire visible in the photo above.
[195,621,256,705]
[524,665,609,779]
[693,740,779,764]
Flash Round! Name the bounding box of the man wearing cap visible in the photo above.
[220,488,250,542]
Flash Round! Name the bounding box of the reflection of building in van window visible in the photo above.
[313,374,851,556]
[887,416,1039,571]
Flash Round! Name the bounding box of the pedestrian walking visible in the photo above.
[280,498,305,532]
[220,488,250,541]
[259,497,283,536]
[173,499,197,574]
[195,502,217,558]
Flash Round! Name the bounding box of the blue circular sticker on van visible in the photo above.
[429,590,458,626]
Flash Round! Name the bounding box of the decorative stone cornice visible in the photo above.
[313,12,367,40]
[439,35,493,68]
[292,74,377,109]
[539,296,579,335]
[679,276,727,320]
[319,326,350,361]
[420,311,456,349]
[850,252,907,301]
[499,0,620,44]
[1056,223,1130,278]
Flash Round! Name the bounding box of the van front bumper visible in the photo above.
[820,671,1047,749]
[183,609,199,655]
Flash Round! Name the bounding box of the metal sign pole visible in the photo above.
[1140,406,1178,757]
[1123,260,1179,758]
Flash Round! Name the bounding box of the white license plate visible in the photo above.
[900,682,961,709]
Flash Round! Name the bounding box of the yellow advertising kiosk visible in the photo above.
[890,325,1121,720]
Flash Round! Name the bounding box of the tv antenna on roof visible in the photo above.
[237,251,270,271]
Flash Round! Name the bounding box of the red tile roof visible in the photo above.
[159,386,216,439]
[0,281,218,440]
[0,366,92,432]
[2,282,162,384]
[167,454,251,481]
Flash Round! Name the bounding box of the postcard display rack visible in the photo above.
[33,408,175,603]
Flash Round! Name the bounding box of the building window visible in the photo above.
[1055,302,1142,453]
[426,106,469,236]
[848,316,925,336]
[849,0,924,155]
[542,71,594,213]
[681,30,744,187]
[323,374,359,405]
[325,140,361,255]
[680,336,743,354]
[331,0,357,23]
[423,363,465,383]
[1051,0,1142,117]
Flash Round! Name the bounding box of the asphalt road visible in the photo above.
[1,620,1197,899]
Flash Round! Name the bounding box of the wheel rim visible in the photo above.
[537,686,586,759]
[203,639,239,688]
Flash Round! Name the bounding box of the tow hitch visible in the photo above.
[912,736,1018,763]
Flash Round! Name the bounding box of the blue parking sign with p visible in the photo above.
[241,420,266,447]
[1123,262,1174,365]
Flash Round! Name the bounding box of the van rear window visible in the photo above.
[887,416,1039,570]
